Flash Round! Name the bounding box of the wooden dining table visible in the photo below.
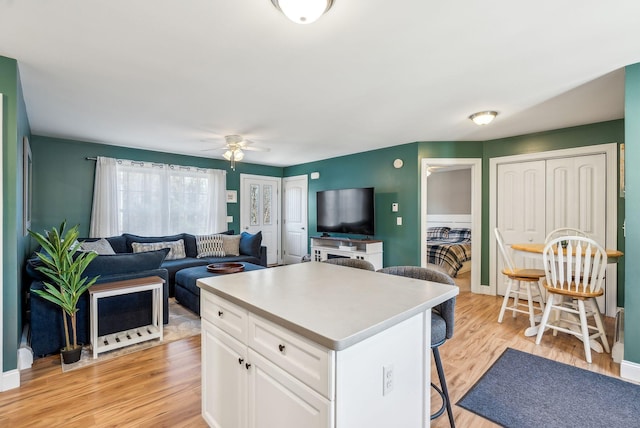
[511,243,624,263]
[510,242,623,352]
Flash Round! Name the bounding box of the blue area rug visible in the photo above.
[457,348,640,428]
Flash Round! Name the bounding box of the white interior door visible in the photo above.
[240,174,281,266]
[282,175,308,265]
[546,154,606,245]
[547,154,607,309]
[496,160,547,295]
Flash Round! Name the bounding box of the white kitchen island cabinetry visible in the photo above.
[198,262,458,428]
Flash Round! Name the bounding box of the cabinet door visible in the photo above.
[202,319,248,428]
[247,349,332,428]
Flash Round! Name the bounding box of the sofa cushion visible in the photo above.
[240,231,263,259]
[131,239,186,260]
[195,234,226,258]
[105,235,128,253]
[83,248,170,277]
[221,234,241,256]
[123,233,185,252]
[79,238,116,255]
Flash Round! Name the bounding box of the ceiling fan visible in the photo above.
[207,135,270,170]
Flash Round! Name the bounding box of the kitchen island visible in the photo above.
[198,262,458,428]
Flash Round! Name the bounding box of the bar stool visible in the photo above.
[377,266,458,427]
[495,228,546,336]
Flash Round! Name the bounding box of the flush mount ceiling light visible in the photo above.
[469,110,498,126]
[271,0,334,24]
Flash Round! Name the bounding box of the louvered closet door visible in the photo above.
[496,161,547,296]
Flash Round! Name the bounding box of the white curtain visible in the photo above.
[90,157,119,237]
[90,156,227,238]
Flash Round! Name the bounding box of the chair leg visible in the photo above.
[590,298,610,353]
[498,278,514,323]
[535,294,554,345]
[512,280,520,318]
[525,282,536,329]
[431,346,455,428]
[577,299,592,364]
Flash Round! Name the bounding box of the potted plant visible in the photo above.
[28,221,99,364]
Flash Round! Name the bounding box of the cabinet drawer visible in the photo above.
[201,291,248,343]
[249,315,334,399]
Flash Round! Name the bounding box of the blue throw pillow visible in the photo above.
[240,231,262,258]
[83,248,170,277]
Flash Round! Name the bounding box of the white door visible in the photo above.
[496,160,546,295]
[547,154,607,309]
[546,154,606,246]
[283,175,308,265]
[240,174,282,266]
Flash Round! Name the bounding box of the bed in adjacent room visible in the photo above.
[426,215,472,278]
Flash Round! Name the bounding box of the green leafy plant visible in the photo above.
[28,221,99,352]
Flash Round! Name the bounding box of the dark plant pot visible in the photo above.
[61,346,82,364]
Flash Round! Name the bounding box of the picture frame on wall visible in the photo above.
[23,136,32,236]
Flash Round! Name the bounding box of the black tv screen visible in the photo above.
[317,187,375,236]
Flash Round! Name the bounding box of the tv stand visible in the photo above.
[310,237,383,270]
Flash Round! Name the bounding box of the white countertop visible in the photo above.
[197,262,459,351]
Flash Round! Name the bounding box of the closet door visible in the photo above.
[546,154,607,310]
[496,160,546,295]
[546,154,606,246]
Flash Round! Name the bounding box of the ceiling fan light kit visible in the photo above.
[469,110,498,125]
[217,134,269,170]
[271,0,334,24]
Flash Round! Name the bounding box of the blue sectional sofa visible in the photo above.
[27,231,266,357]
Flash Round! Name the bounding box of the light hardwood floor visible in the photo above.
[1,291,619,427]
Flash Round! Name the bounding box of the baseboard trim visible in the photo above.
[620,359,640,383]
[1,369,20,391]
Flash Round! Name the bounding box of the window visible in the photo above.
[90,157,227,237]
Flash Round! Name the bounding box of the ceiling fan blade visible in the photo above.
[242,146,270,152]
[201,145,229,152]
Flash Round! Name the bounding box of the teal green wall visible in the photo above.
[286,143,420,266]
[483,120,626,299]
[624,63,640,363]
[1,56,30,372]
[29,136,283,240]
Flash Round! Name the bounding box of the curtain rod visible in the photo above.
[86,157,97,161]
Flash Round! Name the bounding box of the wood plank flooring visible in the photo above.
[1,291,620,427]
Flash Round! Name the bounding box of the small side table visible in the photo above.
[89,276,165,359]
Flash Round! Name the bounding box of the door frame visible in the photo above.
[489,143,618,314]
[420,158,483,294]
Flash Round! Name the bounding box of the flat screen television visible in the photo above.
[316,187,375,236]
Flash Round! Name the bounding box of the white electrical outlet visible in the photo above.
[396,217,402,226]
[383,364,394,396]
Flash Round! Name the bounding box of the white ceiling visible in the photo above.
[1,1,639,167]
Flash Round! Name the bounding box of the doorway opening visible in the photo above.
[420,158,484,294]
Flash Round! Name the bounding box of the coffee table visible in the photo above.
[175,262,265,315]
